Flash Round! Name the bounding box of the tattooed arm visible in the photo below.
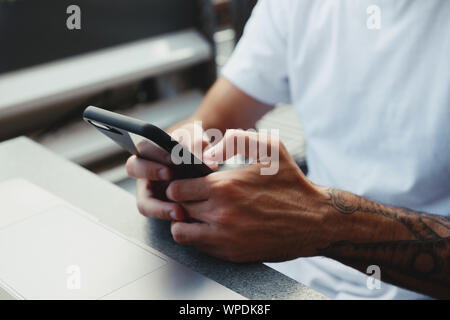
[317,187,450,299]
[132,124,449,299]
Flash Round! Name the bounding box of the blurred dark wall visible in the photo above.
[230,0,257,42]
[0,0,200,74]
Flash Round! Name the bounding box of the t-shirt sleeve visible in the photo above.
[221,0,291,105]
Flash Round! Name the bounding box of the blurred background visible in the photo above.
[0,0,305,194]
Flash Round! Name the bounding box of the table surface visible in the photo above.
[0,137,326,300]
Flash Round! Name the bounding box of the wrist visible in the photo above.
[296,183,378,255]
[290,179,342,256]
[312,186,373,249]
[312,187,415,254]
[312,186,344,252]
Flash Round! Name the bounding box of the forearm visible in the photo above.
[167,77,272,134]
[316,187,450,299]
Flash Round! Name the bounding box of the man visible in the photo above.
[126,0,450,299]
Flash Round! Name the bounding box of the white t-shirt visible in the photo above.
[222,0,450,299]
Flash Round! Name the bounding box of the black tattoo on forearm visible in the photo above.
[324,188,450,239]
[319,188,450,299]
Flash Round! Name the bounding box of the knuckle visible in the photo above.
[214,207,233,225]
[211,178,235,196]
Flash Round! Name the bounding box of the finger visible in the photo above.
[180,200,213,223]
[136,179,184,220]
[136,196,185,221]
[190,136,210,159]
[170,123,209,159]
[136,178,152,196]
[203,129,279,164]
[166,177,211,202]
[126,155,171,180]
[170,221,213,245]
[202,144,219,170]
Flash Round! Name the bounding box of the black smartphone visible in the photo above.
[83,106,213,181]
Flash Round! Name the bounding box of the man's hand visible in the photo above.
[127,126,450,298]
[165,129,450,298]
[166,130,330,262]
[126,122,212,221]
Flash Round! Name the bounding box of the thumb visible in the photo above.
[203,129,279,164]
[170,122,209,159]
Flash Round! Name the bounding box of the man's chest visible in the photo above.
[286,0,450,141]
[284,1,450,208]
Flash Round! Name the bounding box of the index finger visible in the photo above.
[126,155,171,180]
[166,177,211,202]
[203,129,278,164]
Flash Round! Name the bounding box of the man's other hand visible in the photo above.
[166,130,330,263]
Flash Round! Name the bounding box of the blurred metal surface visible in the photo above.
[230,0,257,42]
[0,0,209,74]
[36,91,204,167]
[0,30,211,132]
